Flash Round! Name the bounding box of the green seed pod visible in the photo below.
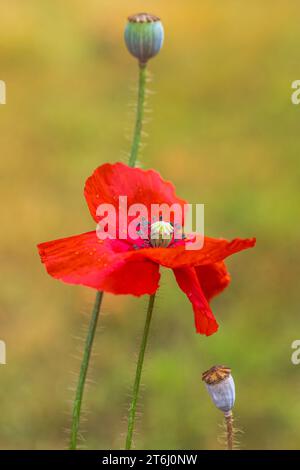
[124,13,164,65]
[150,221,174,248]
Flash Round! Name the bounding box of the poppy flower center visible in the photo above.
[150,221,174,248]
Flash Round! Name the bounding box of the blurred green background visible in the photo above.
[0,0,300,449]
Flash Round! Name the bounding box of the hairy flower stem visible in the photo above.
[225,412,233,450]
[69,291,103,450]
[128,63,147,168]
[125,62,155,449]
[125,293,156,450]
[70,62,148,450]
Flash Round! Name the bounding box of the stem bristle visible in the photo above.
[218,414,242,450]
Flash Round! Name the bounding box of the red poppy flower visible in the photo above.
[38,162,255,336]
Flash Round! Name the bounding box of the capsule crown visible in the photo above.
[128,13,161,23]
[202,365,231,385]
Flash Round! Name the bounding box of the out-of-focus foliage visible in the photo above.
[0,0,299,449]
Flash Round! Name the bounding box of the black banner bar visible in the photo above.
[0,450,299,466]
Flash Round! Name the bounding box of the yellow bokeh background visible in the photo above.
[0,0,300,449]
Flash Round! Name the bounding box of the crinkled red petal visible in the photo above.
[195,261,231,301]
[84,162,186,223]
[173,267,219,336]
[137,236,256,269]
[38,231,160,296]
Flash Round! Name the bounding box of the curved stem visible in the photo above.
[69,291,103,450]
[128,63,147,168]
[125,293,156,450]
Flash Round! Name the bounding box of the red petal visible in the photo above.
[138,236,256,268]
[38,231,160,296]
[173,267,219,336]
[84,162,186,223]
[195,261,231,301]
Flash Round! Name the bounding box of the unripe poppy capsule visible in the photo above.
[150,221,174,248]
[124,13,164,65]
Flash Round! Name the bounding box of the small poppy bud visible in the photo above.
[124,13,164,65]
[202,365,235,415]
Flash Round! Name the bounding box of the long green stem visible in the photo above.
[126,62,153,449]
[69,291,103,449]
[125,62,153,451]
[70,61,147,450]
[125,293,156,450]
[128,63,147,168]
